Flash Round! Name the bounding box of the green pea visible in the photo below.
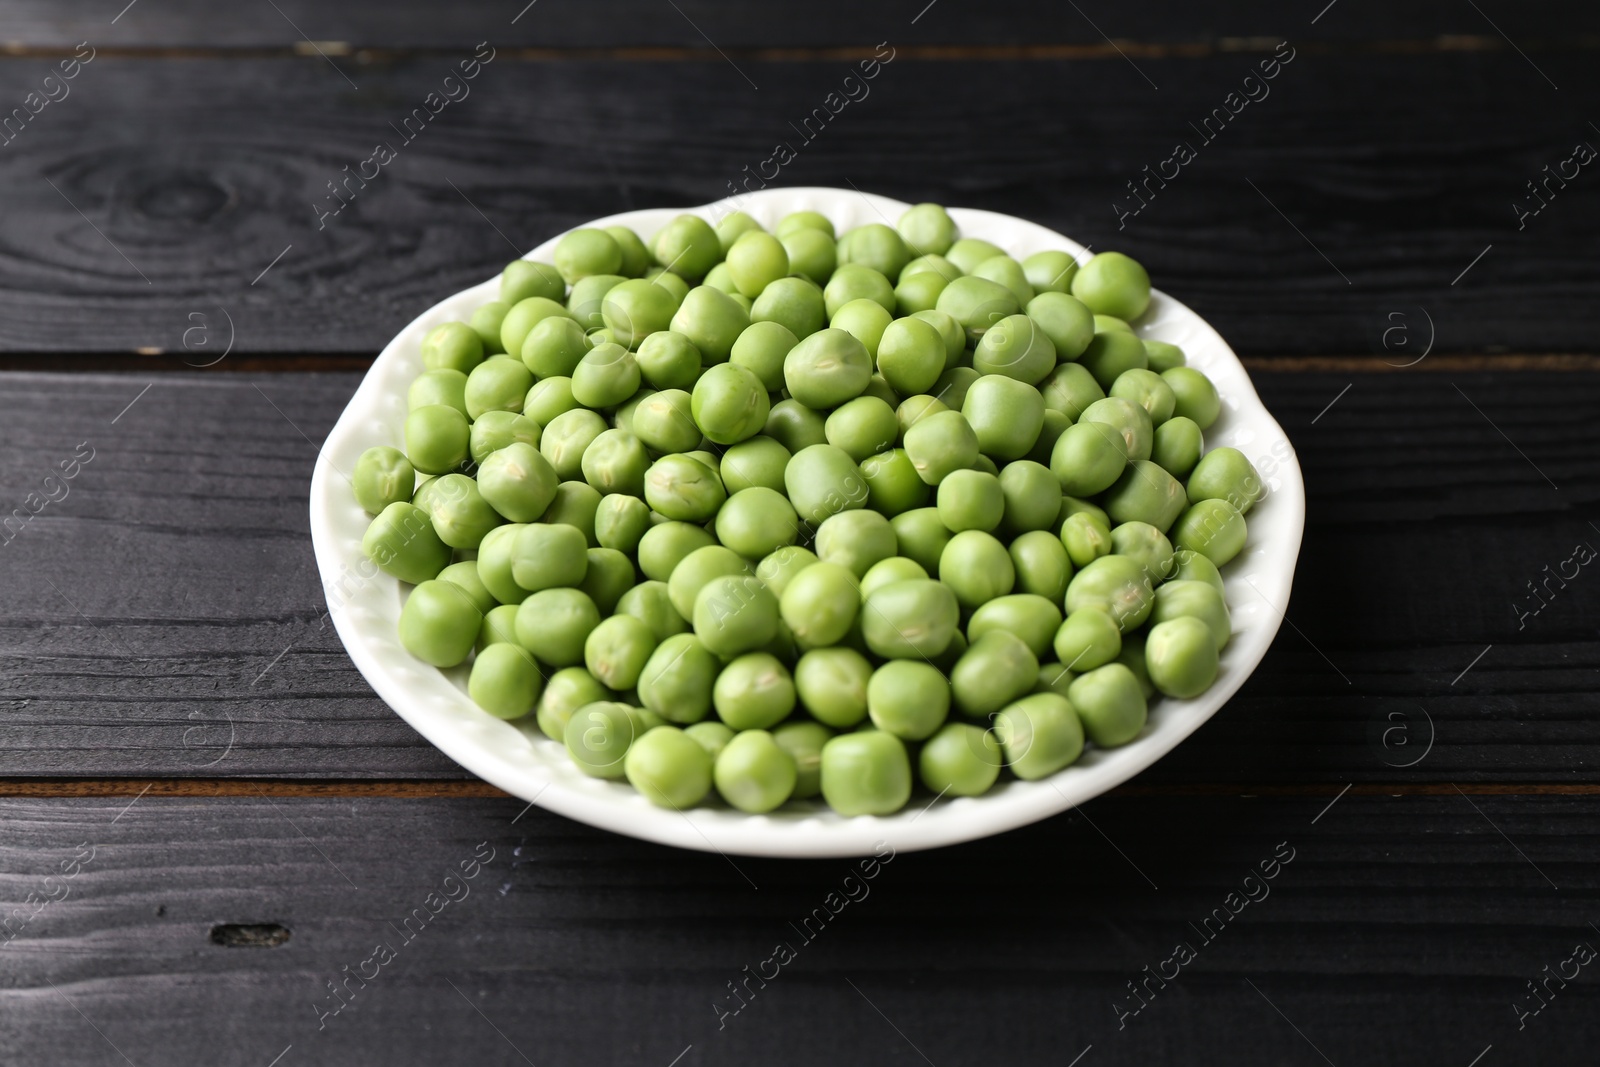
[472,524,526,604]
[563,701,637,779]
[1171,498,1247,566]
[501,297,575,357]
[428,473,502,549]
[1068,663,1148,746]
[783,329,872,409]
[666,545,751,620]
[1034,661,1075,697]
[468,643,542,720]
[497,260,561,306]
[1079,396,1154,462]
[598,278,678,349]
[1154,369,1217,432]
[540,481,602,546]
[817,264,889,319]
[720,230,786,299]
[945,237,1004,275]
[725,321,795,393]
[897,202,957,256]
[644,267,690,304]
[1071,251,1151,321]
[1144,339,1187,374]
[860,448,929,516]
[973,312,1058,387]
[894,270,950,316]
[464,443,547,526]
[992,460,1055,534]
[505,524,587,595]
[790,647,870,729]
[1079,330,1149,391]
[1103,460,1188,531]
[1020,250,1077,295]
[860,578,959,660]
[710,652,793,730]
[714,729,797,813]
[515,319,584,380]
[408,369,468,417]
[625,390,695,454]
[1020,292,1093,363]
[1152,416,1203,479]
[637,520,716,581]
[779,560,860,648]
[869,317,945,398]
[514,587,600,667]
[858,559,926,601]
[635,633,718,723]
[579,613,656,691]
[538,408,605,480]
[475,601,521,653]
[935,275,1020,344]
[764,398,827,453]
[535,667,609,740]
[612,580,688,643]
[962,374,1045,461]
[932,366,981,411]
[840,223,910,281]
[814,509,897,580]
[1170,547,1226,597]
[1109,520,1174,581]
[633,330,702,390]
[784,443,866,525]
[887,509,950,575]
[522,377,576,427]
[1039,362,1105,420]
[970,256,1033,308]
[404,404,470,475]
[1151,578,1231,650]
[755,545,819,598]
[996,692,1083,780]
[935,469,1002,533]
[779,228,837,288]
[606,226,653,277]
[471,300,510,355]
[353,446,414,515]
[901,253,962,282]
[652,215,721,281]
[467,412,536,467]
[715,211,764,254]
[686,720,736,759]
[643,453,726,522]
[421,321,485,375]
[772,720,831,798]
[820,397,894,465]
[1053,606,1121,672]
[1115,632,1155,700]
[901,409,977,486]
[967,594,1059,660]
[820,730,911,816]
[437,559,493,612]
[1111,368,1176,427]
[713,487,798,560]
[1028,408,1071,466]
[718,436,790,495]
[1187,447,1263,514]
[670,286,749,363]
[398,579,483,667]
[464,358,532,420]
[751,276,827,340]
[826,300,891,363]
[1065,554,1155,631]
[946,629,1036,718]
[553,227,622,284]
[919,722,1002,797]
[691,363,769,445]
[578,548,636,614]
[693,574,780,658]
[1009,530,1073,602]
[910,309,965,366]
[862,660,948,741]
[1050,421,1127,498]
[567,343,638,410]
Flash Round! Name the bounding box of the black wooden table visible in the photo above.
[3,3,1597,1064]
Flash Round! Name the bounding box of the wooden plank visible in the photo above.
[2,794,1598,1065]
[0,51,1598,355]
[5,1,1595,49]
[0,369,1595,782]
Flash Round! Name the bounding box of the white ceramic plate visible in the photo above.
[308,187,1305,858]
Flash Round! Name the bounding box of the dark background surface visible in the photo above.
[1,2,1597,1065]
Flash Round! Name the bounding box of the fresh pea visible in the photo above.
[815,510,897,579]
[820,730,911,816]
[536,666,612,741]
[636,520,716,582]
[670,285,749,363]
[469,643,543,720]
[693,574,780,658]
[514,587,601,667]
[637,633,718,723]
[715,487,800,559]
[784,443,866,525]
[540,481,602,546]
[714,652,795,730]
[564,700,637,779]
[422,321,485,374]
[945,237,1005,275]
[353,446,415,515]
[951,630,1038,718]
[1065,554,1155,631]
[1067,662,1148,746]
[866,660,950,740]
[996,692,1084,779]
[752,276,827,339]
[784,329,873,409]
[1053,606,1122,672]
[1186,446,1263,513]
[1152,416,1203,479]
[774,720,834,799]
[714,729,798,813]
[859,448,929,516]
[1071,251,1151,321]
[860,578,959,660]
[919,721,1002,796]
[398,579,483,667]
[1171,498,1247,566]
[780,229,837,288]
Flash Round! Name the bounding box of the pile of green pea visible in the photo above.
[351,201,1264,818]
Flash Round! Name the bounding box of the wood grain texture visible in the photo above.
[0,369,1595,782]
[7,0,1595,49]
[2,794,1597,1065]
[0,49,1597,355]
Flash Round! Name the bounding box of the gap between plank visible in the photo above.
[0,779,1597,799]
[1,353,1596,374]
